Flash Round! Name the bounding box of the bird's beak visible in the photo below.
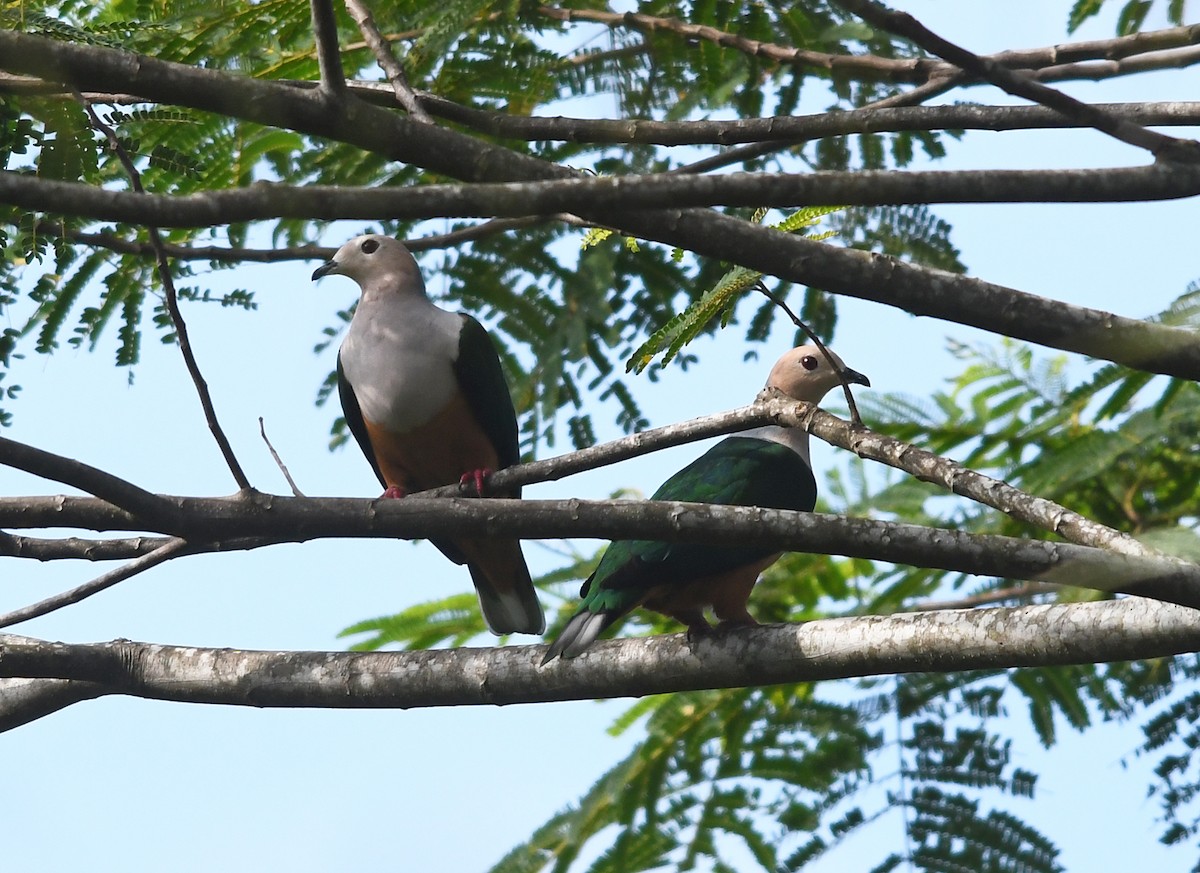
[842,367,870,388]
[311,260,340,281]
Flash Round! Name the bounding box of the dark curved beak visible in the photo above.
[842,367,870,388]
[311,260,339,281]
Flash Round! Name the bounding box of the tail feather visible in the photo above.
[541,610,612,665]
[470,563,546,635]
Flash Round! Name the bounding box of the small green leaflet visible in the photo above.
[624,206,844,374]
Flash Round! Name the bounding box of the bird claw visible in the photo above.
[715,617,760,633]
[460,468,492,497]
[381,485,406,499]
[684,620,715,644]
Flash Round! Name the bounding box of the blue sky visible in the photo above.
[2,2,1199,870]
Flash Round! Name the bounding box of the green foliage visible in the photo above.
[1069,0,1185,32]
[0,0,967,437]
[626,206,845,375]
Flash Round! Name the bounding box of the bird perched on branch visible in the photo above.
[313,234,545,636]
[542,344,868,664]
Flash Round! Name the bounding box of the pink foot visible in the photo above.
[459,468,493,497]
[381,485,406,499]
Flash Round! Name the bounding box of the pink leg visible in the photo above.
[382,485,406,499]
[459,468,493,497]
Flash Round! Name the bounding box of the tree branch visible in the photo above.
[309,0,346,98]
[0,434,180,523]
[14,216,561,265]
[421,95,1200,146]
[2,492,1196,609]
[0,531,173,561]
[5,163,1200,223]
[0,538,191,629]
[535,7,1200,85]
[2,31,1198,380]
[1,598,1196,730]
[76,96,253,493]
[343,0,431,122]
[837,0,1200,162]
[0,674,106,733]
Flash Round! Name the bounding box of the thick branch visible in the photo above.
[0,599,1196,730]
[1,494,1196,609]
[2,31,1198,380]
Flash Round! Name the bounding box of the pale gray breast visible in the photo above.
[339,297,463,433]
[738,425,813,469]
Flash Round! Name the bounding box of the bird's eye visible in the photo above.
[801,355,819,371]
[360,239,380,254]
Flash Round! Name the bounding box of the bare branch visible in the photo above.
[2,490,1196,608]
[343,0,431,122]
[1,599,1196,730]
[76,96,253,493]
[0,532,172,561]
[1037,44,1200,83]
[837,0,1200,162]
[309,0,346,98]
[13,216,564,265]
[413,89,1200,147]
[752,281,865,424]
[6,163,1200,223]
[0,434,179,523]
[0,675,106,733]
[914,582,1059,612]
[672,74,965,174]
[258,418,306,498]
[787,398,1152,558]
[0,538,191,629]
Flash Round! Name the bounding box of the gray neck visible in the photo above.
[738,424,812,469]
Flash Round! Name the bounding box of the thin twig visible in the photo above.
[20,216,562,264]
[672,75,964,175]
[75,95,253,492]
[259,417,306,497]
[343,0,431,122]
[754,281,865,425]
[0,537,190,629]
[909,582,1059,612]
[309,0,347,98]
[836,0,1200,163]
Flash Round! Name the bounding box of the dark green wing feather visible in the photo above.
[582,436,817,610]
[337,351,385,488]
[452,314,522,494]
[543,435,819,662]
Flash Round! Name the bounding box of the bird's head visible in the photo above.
[311,234,426,297]
[766,344,870,402]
